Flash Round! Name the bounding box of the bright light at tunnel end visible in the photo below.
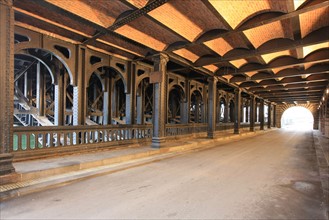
[281,106,314,130]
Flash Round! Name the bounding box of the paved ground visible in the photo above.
[1,128,327,219]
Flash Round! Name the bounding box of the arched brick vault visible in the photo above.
[275,103,318,128]
[10,0,329,107]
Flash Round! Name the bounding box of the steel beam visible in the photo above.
[83,0,169,44]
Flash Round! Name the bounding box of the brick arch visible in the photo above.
[275,103,319,129]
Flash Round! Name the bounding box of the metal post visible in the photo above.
[273,104,276,127]
[54,69,64,126]
[267,102,272,129]
[151,53,169,148]
[125,62,135,125]
[234,89,241,134]
[136,79,144,124]
[250,96,256,132]
[260,99,265,130]
[36,62,45,116]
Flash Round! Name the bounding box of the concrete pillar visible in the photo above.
[151,53,169,148]
[207,77,217,138]
[250,96,256,132]
[0,0,16,178]
[36,62,45,116]
[267,102,272,129]
[260,99,265,130]
[234,89,241,134]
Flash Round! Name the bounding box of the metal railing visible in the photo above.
[215,122,234,131]
[12,124,153,153]
[165,123,208,137]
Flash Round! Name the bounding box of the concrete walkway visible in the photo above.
[1,130,267,201]
[0,128,327,219]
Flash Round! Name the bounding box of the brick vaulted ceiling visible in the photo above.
[13,0,329,105]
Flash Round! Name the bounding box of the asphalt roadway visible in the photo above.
[1,128,327,219]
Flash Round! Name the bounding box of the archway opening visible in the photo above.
[190,90,203,123]
[168,86,184,124]
[281,106,314,130]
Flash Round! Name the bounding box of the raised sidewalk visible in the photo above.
[0,129,273,201]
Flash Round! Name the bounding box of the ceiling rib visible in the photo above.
[83,0,169,44]
[167,0,329,52]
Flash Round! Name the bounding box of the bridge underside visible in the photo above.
[0,0,328,179]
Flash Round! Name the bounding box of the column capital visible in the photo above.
[234,88,242,94]
[207,76,218,83]
[152,53,169,65]
[0,0,13,7]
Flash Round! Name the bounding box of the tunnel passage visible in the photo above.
[281,106,314,130]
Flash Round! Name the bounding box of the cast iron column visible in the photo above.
[0,0,16,177]
[250,95,256,132]
[136,80,145,124]
[260,99,265,130]
[125,62,136,125]
[151,53,169,148]
[273,105,276,127]
[267,102,272,129]
[234,89,241,134]
[207,77,217,138]
[73,46,86,125]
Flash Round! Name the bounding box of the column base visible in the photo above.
[250,128,255,132]
[0,153,15,175]
[151,137,166,148]
[207,132,215,139]
[234,130,240,134]
[0,153,18,184]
